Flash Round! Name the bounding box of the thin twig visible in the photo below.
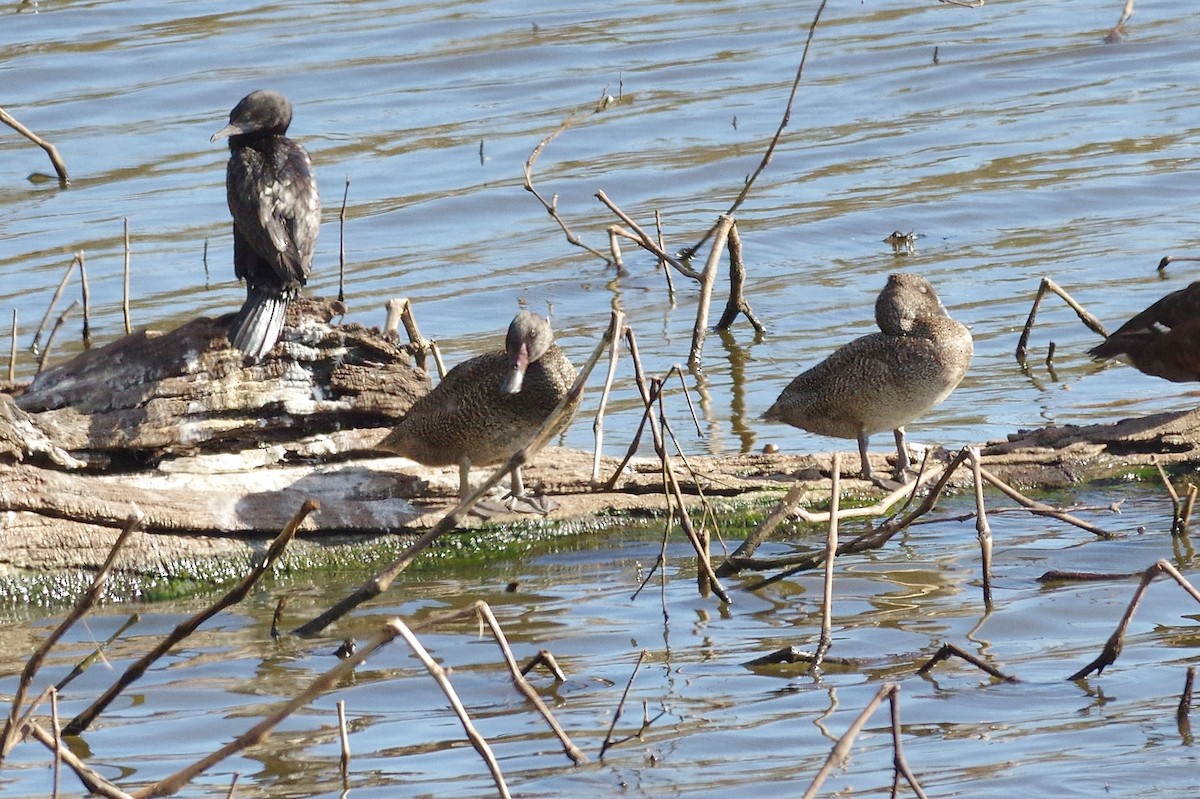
[683,0,828,260]
[915,642,1018,682]
[473,602,587,764]
[969,447,994,610]
[811,452,840,675]
[979,466,1111,537]
[715,220,765,334]
[801,682,894,799]
[1068,559,1200,681]
[1015,276,1108,365]
[336,700,350,783]
[122,218,132,334]
[688,215,734,369]
[523,115,611,262]
[63,502,314,736]
[32,254,78,355]
[8,308,16,382]
[1,511,143,759]
[594,190,693,277]
[599,650,648,760]
[293,312,623,637]
[391,618,513,799]
[0,105,69,187]
[887,687,929,799]
[338,176,350,303]
[591,321,624,484]
[55,613,140,692]
[77,251,91,346]
[38,299,78,372]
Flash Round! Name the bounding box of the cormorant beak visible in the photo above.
[501,345,530,394]
[210,122,243,143]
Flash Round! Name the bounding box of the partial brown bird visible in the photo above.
[378,311,577,510]
[1087,280,1200,382]
[762,273,973,481]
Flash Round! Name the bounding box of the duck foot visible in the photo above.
[504,492,558,515]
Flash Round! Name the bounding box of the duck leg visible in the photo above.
[504,466,558,516]
[893,427,911,474]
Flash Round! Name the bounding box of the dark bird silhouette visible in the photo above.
[1087,281,1200,382]
[763,273,973,481]
[211,89,320,360]
[378,311,578,510]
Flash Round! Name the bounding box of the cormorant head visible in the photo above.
[211,89,294,143]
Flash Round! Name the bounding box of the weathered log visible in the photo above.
[6,297,430,469]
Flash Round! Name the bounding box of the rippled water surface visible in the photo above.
[4,0,1200,796]
[5,0,1200,456]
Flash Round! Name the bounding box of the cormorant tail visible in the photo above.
[230,288,288,361]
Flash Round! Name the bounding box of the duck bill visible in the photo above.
[501,346,530,394]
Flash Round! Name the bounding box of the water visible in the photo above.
[3,0,1200,796]
[5,0,1200,459]
[2,490,1198,798]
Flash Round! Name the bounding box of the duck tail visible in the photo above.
[230,287,288,361]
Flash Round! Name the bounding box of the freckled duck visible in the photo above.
[378,310,578,509]
[762,273,973,481]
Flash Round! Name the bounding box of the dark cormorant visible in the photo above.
[211,89,320,360]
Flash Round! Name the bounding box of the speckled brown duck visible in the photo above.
[378,310,577,508]
[762,273,973,481]
[1087,280,1200,382]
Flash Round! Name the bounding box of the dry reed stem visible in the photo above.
[591,321,624,484]
[38,299,78,372]
[473,601,587,764]
[593,190,693,277]
[77,251,91,346]
[0,105,69,186]
[599,650,648,760]
[50,688,60,799]
[886,686,930,799]
[1015,276,1108,365]
[22,721,134,799]
[915,642,1018,682]
[338,176,350,303]
[8,308,16,382]
[977,466,1111,537]
[654,209,675,300]
[130,617,411,799]
[390,617,513,799]
[122,218,132,335]
[520,649,567,682]
[969,447,994,609]
[607,225,624,270]
[385,297,444,376]
[742,449,972,588]
[1069,559,1200,681]
[715,221,765,334]
[688,215,734,369]
[800,681,895,799]
[55,613,140,692]
[639,375,728,603]
[293,311,623,636]
[1,510,143,759]
[724,456,948,576]
[523,115,611,262]
[225,774,239,799]
[683,0,828,259]
[336,699,350,782]
[1178,666,1196,742]
[63,501,314,736]
[32,254,78,355]
[603,326,657,488]
[811,452,840,675]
